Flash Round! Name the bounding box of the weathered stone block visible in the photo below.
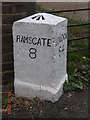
[13,13,68,102]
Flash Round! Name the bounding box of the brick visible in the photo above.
[2,2,36,85]
[2,70,14,85]
[2,2,26,6]
[2,34,13,54]
[2,24,12,34]
[2,53,13,63]
[2,34,13,49]
[2,62,14,72]
[2,70,14,80]
[2,13,27,24]
[2,4,27,14]
[2,49,13,55]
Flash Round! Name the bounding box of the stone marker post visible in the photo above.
[13,13,68,102]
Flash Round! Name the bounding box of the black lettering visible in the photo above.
[16,35,20,42]
[32,37,37,45]
[16,35,53,48]
[29,48,37,59]
[24,36,28,43]
[58,36,63,43]
[47,39,51,47]
[20,36,28,43]
[28,37,32,44]
[61,35,64,42]
[42,38,47,46]
[58,33,67,44]
[64,33,67,39]
[62,45,64,52]
[37,38,41,46]
[58,45,65,57]
[20,36,26,43]
[62,34,64,40]
[62,33,67,40]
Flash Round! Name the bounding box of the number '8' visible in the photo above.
[29,48,37,59]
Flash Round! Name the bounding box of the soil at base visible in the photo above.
[2,88,88,119]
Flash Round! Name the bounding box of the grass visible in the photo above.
[2,5,89,109]
[36,4,89,92]
[64,51,89,91]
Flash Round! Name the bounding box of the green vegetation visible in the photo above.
[37,4,89,92]
[2,4,89,110]
[64,52,89,91]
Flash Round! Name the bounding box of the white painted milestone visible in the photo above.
[13,13,68,102]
